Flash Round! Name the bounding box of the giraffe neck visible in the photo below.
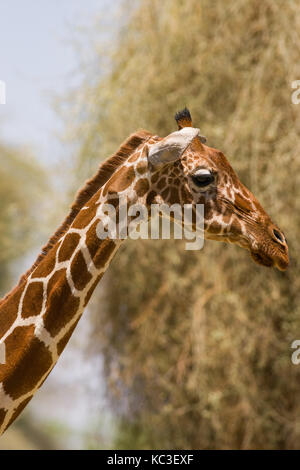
[0,188,126,434]
[0,131,156,434]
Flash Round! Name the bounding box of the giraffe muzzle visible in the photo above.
[250,224,289,271]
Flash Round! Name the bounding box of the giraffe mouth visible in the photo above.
[205,231,289,270]
[250,251,274,268]
[250,249,289,271]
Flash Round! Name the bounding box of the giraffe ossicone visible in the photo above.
[0,109,289,435]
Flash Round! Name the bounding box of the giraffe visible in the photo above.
[0,108,289,435]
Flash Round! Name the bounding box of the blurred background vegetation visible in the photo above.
[2,0,300,449]
[0,144,54,449]
[0,145,45,293]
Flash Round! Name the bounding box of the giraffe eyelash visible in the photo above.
[191,169,215,188]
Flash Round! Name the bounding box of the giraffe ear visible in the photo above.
[148,127,200,167]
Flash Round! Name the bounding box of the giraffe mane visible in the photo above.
[0,129,153,306]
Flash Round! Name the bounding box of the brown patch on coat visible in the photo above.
[31,243,59,279]
[71,202,98,230]
[43,269,80,337]
[107,196,120,209]
[136,162,148,174]
[21,282,44,318]
[85,220,117,269]
[151,172,160,184]
[134,178,150,197]
[207,222,223,234]
[58,233,80,262]
[180,185,191,204]
[70,250,92,291]
[0,284,25,338]
[168,187,180,205]
[1,325,52,399]
[161,188,170,200]
[93,240,116,270]
[103,166,136,196]
[230,218,243,233]
[86,220,100,260]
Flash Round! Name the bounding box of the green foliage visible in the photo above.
[71,0,300,449]
[0,144,45,293]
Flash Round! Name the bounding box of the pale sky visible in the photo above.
[0,0,113,164]
[0,0,120,448]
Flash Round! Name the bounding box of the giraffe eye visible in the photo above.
[191,170,214,188]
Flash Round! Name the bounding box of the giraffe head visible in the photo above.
[143,108,289,270]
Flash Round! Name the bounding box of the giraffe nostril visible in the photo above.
[273,228,284,244]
